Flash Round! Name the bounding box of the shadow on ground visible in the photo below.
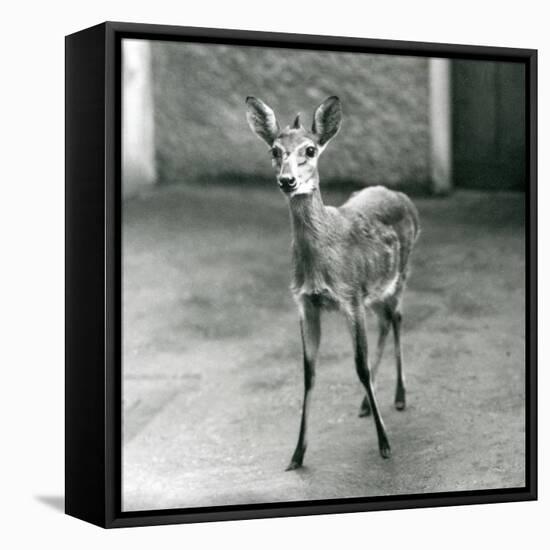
[35,495,64,513]
[122,183,525,511]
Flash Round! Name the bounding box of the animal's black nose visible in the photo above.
[278,176,296,189]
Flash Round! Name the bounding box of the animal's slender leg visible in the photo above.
[371,313,392,381]
[359,307,391,417]
[349,305,391,459]
[392,310,406,410]
[286,298,321,470]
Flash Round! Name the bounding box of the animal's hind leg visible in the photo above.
[392,309,406,410]
[348,304,391,459]
[359,304,391,417]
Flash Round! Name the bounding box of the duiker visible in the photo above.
[246,96,420,470]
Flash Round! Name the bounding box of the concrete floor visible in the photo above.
[122,184,525,512]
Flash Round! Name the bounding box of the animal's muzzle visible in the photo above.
[278,176,297,192]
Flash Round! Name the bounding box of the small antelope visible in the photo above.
[246,96,420,470]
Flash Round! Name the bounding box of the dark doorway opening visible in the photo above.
[452,60,526,191]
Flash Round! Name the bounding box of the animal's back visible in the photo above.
[340,185,420,274]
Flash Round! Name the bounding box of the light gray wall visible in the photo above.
[429,58,452,194]
[122,40,156,197]
[150,41,433,190]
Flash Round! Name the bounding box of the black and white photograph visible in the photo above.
[120,36,529,512]
[5,0,549,546]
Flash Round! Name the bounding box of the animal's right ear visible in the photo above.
[246,97,279,146]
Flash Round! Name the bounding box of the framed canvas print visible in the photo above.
[65,21,537,528]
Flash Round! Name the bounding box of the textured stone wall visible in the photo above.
[151,41,431,189]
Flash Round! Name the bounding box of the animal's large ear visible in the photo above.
[312,96,342,146]
[246,97,280,146]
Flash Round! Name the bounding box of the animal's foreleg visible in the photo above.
[286,299,321,470]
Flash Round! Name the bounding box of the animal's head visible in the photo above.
[246,96,342,196]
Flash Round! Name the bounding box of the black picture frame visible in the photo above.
[65,21,537,528]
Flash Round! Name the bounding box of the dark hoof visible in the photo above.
[286,447,305,471]
[359,396,372,417]
[379,442,392,459]
[395,387,406,411]
[285,460,303,471]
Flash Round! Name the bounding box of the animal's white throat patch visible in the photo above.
[290,181,316,196]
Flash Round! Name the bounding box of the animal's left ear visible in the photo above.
[312,96,342,146]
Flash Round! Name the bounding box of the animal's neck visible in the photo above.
[287,178,335,295]
[288,183,328,248]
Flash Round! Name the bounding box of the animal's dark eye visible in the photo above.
[305,146,316,158]
[271,148,281,159]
